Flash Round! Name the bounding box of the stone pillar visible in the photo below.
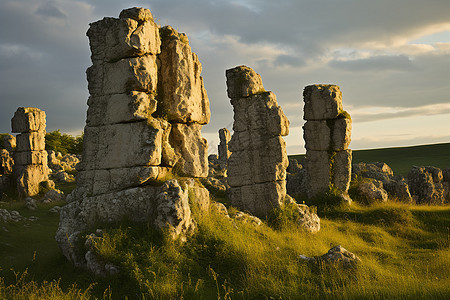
[218,128,231,167]
[159,25,210,177]
[226,66,290,217]
[57,8,211,267]
[302,85,352,201]
[11,107,49,198]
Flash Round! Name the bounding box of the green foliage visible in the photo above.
[45,130,83,155]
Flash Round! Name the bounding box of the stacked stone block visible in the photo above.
[77,8,210,198]
[303,85,352,199]
[11,107,49,198]
[226,66,290,217]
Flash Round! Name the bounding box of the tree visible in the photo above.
[45,130,83,155]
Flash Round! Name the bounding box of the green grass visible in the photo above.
[1,176,449,299]
[290,142,450,176]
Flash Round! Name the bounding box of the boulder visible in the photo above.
[408,166,447,204]
[356,181,388,203]
[43,189,65,202]
[300,245,361,268]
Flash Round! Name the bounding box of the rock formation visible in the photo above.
[352,162,412,202]
[2,134,16,152]
[11,107,50,198]
[225,66,290,217]
[408,166,449,204]
[218,128,231,167]
[56,7,211,269]
[302,85,352,202]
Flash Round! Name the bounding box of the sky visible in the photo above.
[0,0,449,155]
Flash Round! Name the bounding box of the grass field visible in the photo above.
[290,142,450,176]
[1,197,449,299]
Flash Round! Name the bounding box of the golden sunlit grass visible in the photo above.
[1,193,449,299]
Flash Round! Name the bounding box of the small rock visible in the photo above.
[25,197,37,210]
[43,189,65,202]
[49,206,61,213]
[300,245,361,268]
[233,211,262,226]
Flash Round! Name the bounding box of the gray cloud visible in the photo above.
[36,1,67,19]
[0,0,449,152]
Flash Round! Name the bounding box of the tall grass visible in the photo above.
[89,198,450,299]
[1,194,448,299]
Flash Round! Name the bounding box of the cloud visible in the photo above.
[0,0,449,152]
[329,55,414,72]
[351,103,450,123]
[35,1,67,19]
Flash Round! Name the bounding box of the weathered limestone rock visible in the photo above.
[226,65,264,99]
[56,179,208,266]
[352,162,412,202]
[11,107,49,198]
[300,245,361,268]
[408,166,448,204]
[11,108,46,133]
[1,149,14,175]
[159,26,210,125]
[87,8,160,63]
[226,65,290,218]
[2,134,16,152]
[356,180,388,203]
[303,85,352,201]
[218,128,231,166]
[169,123,208,177]
[57,7,211,268]
[303,85,343,120]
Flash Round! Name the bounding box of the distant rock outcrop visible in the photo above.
[303,85,352,203]
[11,107,52,198]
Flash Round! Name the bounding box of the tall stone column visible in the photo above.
[11,107,50,198]
[56,7,211,268]
[226,66,290,217]
[218,128,231,167]
[303,85,352,201]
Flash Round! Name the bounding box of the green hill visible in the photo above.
[290,142,450,176]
